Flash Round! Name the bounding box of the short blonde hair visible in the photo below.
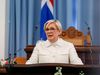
[44,20,62,31]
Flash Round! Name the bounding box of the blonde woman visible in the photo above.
[26,20,83,65]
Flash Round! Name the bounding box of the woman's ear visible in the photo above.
[58,30,62,35]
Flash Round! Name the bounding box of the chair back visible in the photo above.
[60,26,91,46]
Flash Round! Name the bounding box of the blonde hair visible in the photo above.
[44,20,62,31]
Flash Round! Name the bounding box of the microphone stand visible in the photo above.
[89,46,93,65]
[7,53,12,69]
[8,53,11,64]
[85,22,92,46]
[13,53,17,64]
[87,27,92,46]
[87,27,93,64]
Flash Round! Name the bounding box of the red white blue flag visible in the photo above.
[40,0,54,40]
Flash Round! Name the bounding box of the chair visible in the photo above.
[60,26,91,46]
[14,57,26,64]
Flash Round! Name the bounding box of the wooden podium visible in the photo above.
[5,63,100,75]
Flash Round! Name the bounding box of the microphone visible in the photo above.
[87,26,92,44]
[4,53,12,68]
[7,49,22,64]
[85,22,93,64]
[12,49,23,64]
[89,47,93,65]
[0,51,19,67]
[34,25,38,30]
[6,52,16,64]
[8,53,11,64]
[85,22,92,46]
[4,53,11,64]
[12,52,17,64]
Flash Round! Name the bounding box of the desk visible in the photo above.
[5,64,100,75]
[24,45,100,65]
[0,66,7,74]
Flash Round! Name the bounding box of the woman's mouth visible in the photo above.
[47,34,53,37]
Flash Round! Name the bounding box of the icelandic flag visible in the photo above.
[40,0,54,40]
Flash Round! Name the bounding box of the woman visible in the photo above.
[26,20,83,65]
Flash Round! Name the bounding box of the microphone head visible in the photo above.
[88,27,90,30]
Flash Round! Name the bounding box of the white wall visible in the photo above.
[0,0,6,59]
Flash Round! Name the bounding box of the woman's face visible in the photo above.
[45,23,61,43]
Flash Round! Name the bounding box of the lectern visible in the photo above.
[5,63,100,75]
